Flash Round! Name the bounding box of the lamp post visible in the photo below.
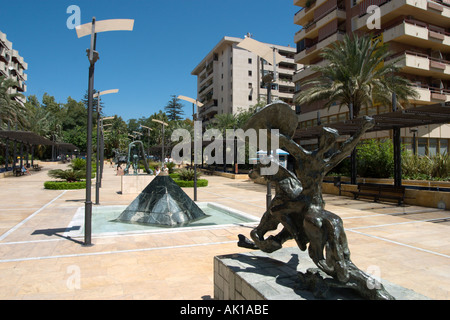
[151,119,168,169]
[177,95,204,202]
[140,125,153,159]
[410,128,418,155]
[75,17,133,246]
[237,37,282,211]
[93,90,118,206]
[99,117,114,186]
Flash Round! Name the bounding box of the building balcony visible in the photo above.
[199,102,219,117]
[294,0,309,7]
[383,19,450,53]
[294,0,329,26]
[388,51,450,79]
[353,0,450,33]
[295,7,346,43]
[293,59,328,83]
[409,85,450,104]
[0,32,12,50]
[295,31,345,65]
[0,61,7,77]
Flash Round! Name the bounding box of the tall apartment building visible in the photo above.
[0,30,28,102]
[293,0,450,156]
[192,36,298,127]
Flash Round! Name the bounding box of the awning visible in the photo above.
[0,131,55,146]
[56,142,79,152]
[294,103,450,140]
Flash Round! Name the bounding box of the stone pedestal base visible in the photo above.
[214,247,430,300]
[120,174,154,194]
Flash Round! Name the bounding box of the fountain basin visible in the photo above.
[64,202,259,238]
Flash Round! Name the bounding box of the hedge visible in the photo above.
[44,181,86,190]
[173,179,208,188]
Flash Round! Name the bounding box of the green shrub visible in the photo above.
[402,152,450,181]
[356,139,394,178]
[178,168,202,181]
[44,181,86,190]
[166,162,176,174]
[48,169,87,182]
[169,173,180,179]
[69,158,86,171]
[173,179,208,188]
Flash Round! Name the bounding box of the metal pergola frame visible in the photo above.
[293,103,450,140]
[0,130,55,171]
[293,103,450,187]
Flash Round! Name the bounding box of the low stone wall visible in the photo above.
[323,181,450,209]
[214,247,430,300]
[200,169,249,180]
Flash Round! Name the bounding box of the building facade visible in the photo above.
[192,36,298,127]
[293,0,450,156]
[0,30,28,102]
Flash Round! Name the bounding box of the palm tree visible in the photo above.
[0,75,28,129]
[296,34,419,118]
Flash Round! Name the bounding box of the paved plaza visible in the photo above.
[0,162,449,300]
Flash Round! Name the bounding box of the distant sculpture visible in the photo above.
[238,101,394,300]
[124,141,153,175]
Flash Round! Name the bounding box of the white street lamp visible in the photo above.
[178,95,204,201]
[94,90,118,206]
[152,119,168,168]
[140,125,153,158]
[75,17,133,246]
[236,37,283,211]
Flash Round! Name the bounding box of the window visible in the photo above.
[248,83,253,89]
[418,138,427,156]
[403,137,413,153]
[249,95,253,101]
[248,70,252,76]
[248,58,252,64]
[230,57,233,64]
[429,139,438,157]
[440,139,448,155]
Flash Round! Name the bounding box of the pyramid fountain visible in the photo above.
[115,172,207,227]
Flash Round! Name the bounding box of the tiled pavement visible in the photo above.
[0,162,448,300]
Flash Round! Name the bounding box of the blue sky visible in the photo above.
[1,0,299,121]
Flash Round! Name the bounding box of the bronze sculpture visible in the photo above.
[238,101,395,300]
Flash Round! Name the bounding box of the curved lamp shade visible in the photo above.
[76,19,134,38]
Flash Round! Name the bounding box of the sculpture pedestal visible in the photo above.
[214,247,430,300]
[120,174,154,194]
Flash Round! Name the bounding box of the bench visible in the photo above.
[32,164,42,171]
[14,168,24,177]
[350,183,405,206]
[203,167,215,176]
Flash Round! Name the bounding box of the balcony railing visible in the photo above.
[382,17,450,37]
[297,30,346,54]
[302,2,346,31]
[387,50,450,70]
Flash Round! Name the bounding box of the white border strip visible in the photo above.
[0,240,237,263]
[0,191,67,241]
[348,229,450,259]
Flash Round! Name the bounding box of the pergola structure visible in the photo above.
[0,130,55,170]
[294,104,450,140]
[293,103,450,187]
[0,131,79,171]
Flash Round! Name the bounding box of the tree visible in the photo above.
[0,75,27,128]
[164,95,185,121]
[296,34,418,118]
